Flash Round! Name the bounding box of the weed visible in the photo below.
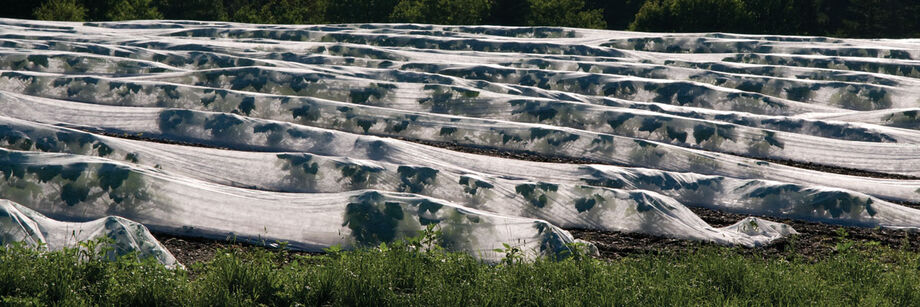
[2,233,920,305]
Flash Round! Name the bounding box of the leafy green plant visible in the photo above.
[561,241,593,261]
[3,235,920,305]
[494,243,523,265]
[835,227,855,252]
[77,236,115,262]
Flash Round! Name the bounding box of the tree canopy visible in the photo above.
[10,0,920,38]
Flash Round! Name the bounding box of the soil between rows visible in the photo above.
[154,233,319,266]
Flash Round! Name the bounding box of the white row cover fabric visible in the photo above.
[1,18,919,261]
[0,199,179,267]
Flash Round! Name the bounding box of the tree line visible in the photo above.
[4,0,919,38]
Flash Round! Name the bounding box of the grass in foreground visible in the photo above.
[2,230,919,306]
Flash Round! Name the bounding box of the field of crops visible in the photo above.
[1,18,919,267]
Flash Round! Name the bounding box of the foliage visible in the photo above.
[324,0,400,23]
[0,238,188,305]
[525,0,606,29]
[629,0,749,32]
[153,0,227,21]
[105,0,163,20]
[485,0,530,25]
[226,0,328,24]
[33,0,88,21]
[390,0,493,25]
[589,0,646,30]
[2,231,920,305]
[629,0,920,37]
[21,0,920,37]
[833,0,920,38]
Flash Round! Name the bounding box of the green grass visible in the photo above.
[2,233,919,306]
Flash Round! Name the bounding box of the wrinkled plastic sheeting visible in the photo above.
[0,199,180,267]
[1,19,920,260]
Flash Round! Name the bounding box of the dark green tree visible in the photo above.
[226,0,327,24]
[588,0,646,30]
[8,1,45,19]
[34,0,88,21]
[526,0,606,29]
[106,0,163,20]
[153,0,228,21]
[838,0,919,38]
[8,0,920,38]
[486,0,529,25]
[390,0,493,25]
[325,0,400,23]
[82,0,111,20]
[629,0,749,32]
